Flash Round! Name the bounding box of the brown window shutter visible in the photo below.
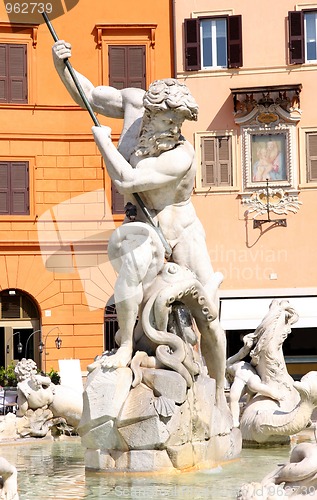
[184,18,201,71]
[8,44,27,103]
[11,161,29,214]
[201,136,232,187]
[109,45,146,90]
[0,45,8,102]
[227,15,243,68]
[1,295,21,318]
[307,133,317,181]
[201,137,216,186]
[0,161,29,215]
[109,46,127,89]
[111,181,125,214]
[218,136,232,185]
[0,162,10,214]
[289,11,304,64]
[127,46,146,89]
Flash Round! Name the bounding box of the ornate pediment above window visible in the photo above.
[232,85,303,223]
[231,84,302,125]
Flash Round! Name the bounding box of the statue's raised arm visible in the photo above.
[52,40,144,122]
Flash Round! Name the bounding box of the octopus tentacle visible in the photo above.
[141,276,219,388]
[156,344,194,387]
[142,292,190,384]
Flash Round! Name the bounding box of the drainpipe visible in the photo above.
[172,0,177,78]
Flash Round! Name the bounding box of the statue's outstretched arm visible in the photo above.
[226,340,252,368]
[52,40,96,110]
[52,40,144,119]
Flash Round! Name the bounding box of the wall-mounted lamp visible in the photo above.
[43,327,63,373]
[38,340,45,354]
[55,336,62,349]
[17,339,23,354]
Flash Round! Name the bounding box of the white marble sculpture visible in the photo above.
[52,41,241,471]
[0,457,19,500]
[14,359,83,437]
[226,300,317,445]
[237,439,317,499]
[226,334,280,428]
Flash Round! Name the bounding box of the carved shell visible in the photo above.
[154,396,176,417]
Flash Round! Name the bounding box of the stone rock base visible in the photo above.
[84,428,242,472]
[79,364,242,472]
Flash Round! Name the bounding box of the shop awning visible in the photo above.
[220,296,317,330]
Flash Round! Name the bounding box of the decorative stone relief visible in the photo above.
[232,85,303,219]
[241,187,302,218]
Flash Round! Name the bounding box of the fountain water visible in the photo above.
[0,437,293,499]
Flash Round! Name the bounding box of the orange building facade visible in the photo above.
[175,0,317,377]
[0,0,173,372]
[1,0,317,379]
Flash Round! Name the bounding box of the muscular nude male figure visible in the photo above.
[52,41,226,402]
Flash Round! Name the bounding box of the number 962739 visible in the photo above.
[5,2,53,14]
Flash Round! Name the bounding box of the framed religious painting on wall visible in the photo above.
[251,134,286,182]
[242,126,294,189]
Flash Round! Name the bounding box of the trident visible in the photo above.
[42,13,172,258]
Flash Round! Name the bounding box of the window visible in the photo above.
[111,181,125,214]
[200,18,227,68]
[108,45,146,212]
[0,291,38,320]
[306,132,317,182]
[0,43,27,103]
[184,15,242,71]
[104,304,118,352]
[109,45,146,90]
[0,161,29,215]
[289,10,317,64]
[96,24,156,214]
[200,135,232,187]
[305,12,317,61]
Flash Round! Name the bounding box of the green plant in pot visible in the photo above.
[0,363,17,388]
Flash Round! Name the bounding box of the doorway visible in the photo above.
[0,290,41,368]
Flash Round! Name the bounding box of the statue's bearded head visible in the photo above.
[135,79,199,157]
